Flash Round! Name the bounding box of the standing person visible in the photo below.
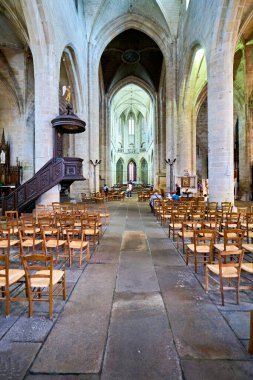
[176,183,181,196]
[126,182,133,198]
[103,183,109,194]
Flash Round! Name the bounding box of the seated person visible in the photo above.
[172,193,180,202]
[149,191,162,213]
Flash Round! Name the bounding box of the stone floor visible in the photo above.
[0,197,253,379]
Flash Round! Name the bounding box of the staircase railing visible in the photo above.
[2,157,84,212]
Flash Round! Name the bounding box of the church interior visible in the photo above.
[0,0,253,379]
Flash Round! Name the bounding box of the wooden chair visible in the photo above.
[160,203,174,227]
[88,213,103,236]
[205,249,244,306]
[38,216,56,232]
[21,253,66,318]
[241,213,253,243]
[81,218,99,250]
[59,216,75,239]
[214,229,245,258]
[168,211,187,240]
[206,202,218,214]
[240,261,253,290]
[98,206,110,226]
[5,210,19,221]
[20,215,40,234]
[5,216,20,239]
[236,207,248,223]
[0,253,25,316]
[202,216,220,233]
[186,229,215,273]
[42,227,67,265]
[0,227,20,257]
[19,228,43,256]
[66,229,90,267]
[35,204,47,220]
[220,212,241,232]
[177,221,199,253]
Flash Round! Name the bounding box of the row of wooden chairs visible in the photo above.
[0,203,111,318]
[150,200,253,306]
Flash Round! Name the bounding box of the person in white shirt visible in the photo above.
[126,182,133,197]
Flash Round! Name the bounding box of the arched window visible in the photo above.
[128,116,134,135]
[128,160,136,182]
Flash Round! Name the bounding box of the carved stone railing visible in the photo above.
[2,157,84,212]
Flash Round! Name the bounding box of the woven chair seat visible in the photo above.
[0,240,19,248]
[187,244,211,253]
[242,244,253,253]
[214,244,239,252]
[84,228,99,235]
[169,223,182,229]
[241,263,253,274]
[45,239,66,248]
[0,269,25,286]
[30,269,64,287]
[69,241,89,249]
[178,231,194,238]
[206,264,238,277]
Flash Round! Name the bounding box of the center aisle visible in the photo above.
[101,199,182,379]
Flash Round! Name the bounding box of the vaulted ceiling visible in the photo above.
[100,29,163,93]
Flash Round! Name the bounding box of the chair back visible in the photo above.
[66,228,85,245]
[21,254,53,288]
[218,249,244,279]
[19,227,38,255]
[20,216,36,228]
[194,229,215,251]
[5,210,19,220]
[223,229,245,250]
[207,202,218,212]
[0,253,9,287]
[224,212,241,229]
[221,202,232,213]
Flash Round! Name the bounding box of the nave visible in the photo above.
[0,198,253,379]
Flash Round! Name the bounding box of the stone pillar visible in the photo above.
[208,53,234,204]
[33,52,60,204]
[88,46,100,193]
[241,45,253,200]
[165,47,176,193]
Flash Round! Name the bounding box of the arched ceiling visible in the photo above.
[82,0,181,40]
[112,84,151,120]
[101,29,163,92]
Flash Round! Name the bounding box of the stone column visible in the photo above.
[241,44,253,200]
[88,45,100,193]
[33,52,60,204]
[208,53,234,204]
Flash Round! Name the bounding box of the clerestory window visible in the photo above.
[128,116,134,135]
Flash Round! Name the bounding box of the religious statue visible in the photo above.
[0,150,5,164]
[62,85,71,103]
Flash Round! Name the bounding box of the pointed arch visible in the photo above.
[140,158,148,184]
[116,158,124,184]
[128,159,136,182]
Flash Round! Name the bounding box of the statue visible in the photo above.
[62,85,71,104]
[0,150,5,164]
